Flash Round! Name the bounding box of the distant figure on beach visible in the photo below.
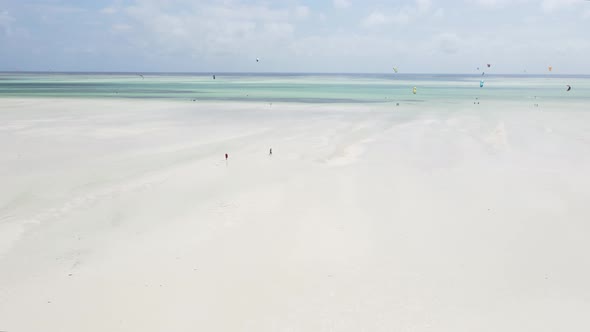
[225,153,228,161]
[269,148,272,156]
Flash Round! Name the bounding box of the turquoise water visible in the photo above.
[1,73,589,104]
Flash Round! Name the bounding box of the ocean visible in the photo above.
[0,72,588,104]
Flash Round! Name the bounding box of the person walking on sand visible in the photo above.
[269,148,272,156]
[225,153,228,161]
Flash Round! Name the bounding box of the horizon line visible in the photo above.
[1,71,589,77]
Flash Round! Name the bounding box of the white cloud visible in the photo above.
[361,10,416,28]
[433,8,445,18]
[541,0,581,12]
[118,1,299,61]
[3,0,590,73]
[361,1,434,29]
[0,10,15,36]
[472,0,506,8]
[466,0,524,9]
[294,5,310,19]
[361,12,389,28]
[263,22,294,37]
[29,4,87,14]
[416,0,432,12]
[333,0,352,9]
[289,33,410,59]
[101,7,118,15]
[111,24,132,32]
[467,0,583,11]
[436,33,461,54]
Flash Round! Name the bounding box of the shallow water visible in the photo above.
[1,72,589,104]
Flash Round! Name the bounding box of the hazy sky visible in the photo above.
[1,0,589,73]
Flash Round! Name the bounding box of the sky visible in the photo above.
[1,0,590,73]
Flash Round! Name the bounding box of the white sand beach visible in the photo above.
[1,98,590,331]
